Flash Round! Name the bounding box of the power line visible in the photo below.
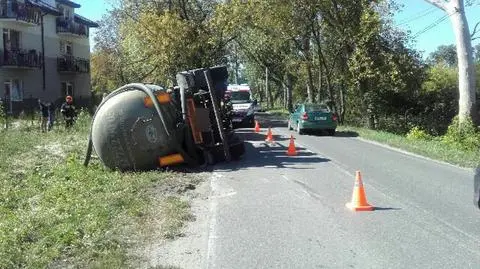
[397,7,436,26]
[412,15,449,38]
[412,9,458,39]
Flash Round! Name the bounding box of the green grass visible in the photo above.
[161,197,195,239]
[0,111,200,268]
[337,125,480,168]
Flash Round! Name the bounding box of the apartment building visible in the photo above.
[0,0,98,114]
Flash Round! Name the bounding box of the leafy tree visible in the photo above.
[427,45,458,67]
[93,0,230,87]
[475,43,480,62]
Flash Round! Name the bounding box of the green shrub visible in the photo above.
[442,116,480,151]
[73,108,92,133]
[406,126,433,140]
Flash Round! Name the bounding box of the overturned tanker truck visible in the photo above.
[83,66,246,171]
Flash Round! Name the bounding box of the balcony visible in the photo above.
[0,49,42,69]
[0,1,41,26]
[56,17,89,37]
[57,55,90,73]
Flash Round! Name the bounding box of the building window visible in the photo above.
[61,82,74,97]
[60,40,73,56]
[4,79,23,102]
[65,9,71,20]
[3,28,21,51]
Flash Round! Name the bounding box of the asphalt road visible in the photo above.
[204,113,480,269]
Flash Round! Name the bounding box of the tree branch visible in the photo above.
[424,0,448,11]
[471,21,480,39]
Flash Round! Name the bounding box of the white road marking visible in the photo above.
[206,172,221,269]
[355,137,472,172]
[293,142,315,154]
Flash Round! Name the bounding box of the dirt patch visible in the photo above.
[131,172,212,269]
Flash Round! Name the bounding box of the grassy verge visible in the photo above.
[337,125,479,168]
[0,111,201,268]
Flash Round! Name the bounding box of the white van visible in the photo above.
[225,84,257,128]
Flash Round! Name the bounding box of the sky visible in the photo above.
[394,0,480,57]
[74,0,480,58]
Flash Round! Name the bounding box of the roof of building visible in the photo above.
[74,14,99,28]
[56,0,81,8]
[27,0,62,16]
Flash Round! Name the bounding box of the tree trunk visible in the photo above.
[306,62,315,103]
[258,82,263,104]
[234,44,239,84]
[424,0,478,125]
[317,65,323,102]
[265,67,272,109]
[339,85,345,124]
[286,73,293,112]
[325,71,336,113]
[449,1,477,124]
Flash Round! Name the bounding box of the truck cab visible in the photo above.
[226,84,256,128]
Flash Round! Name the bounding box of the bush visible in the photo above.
[74,108,91,132]
[442,116,480,151]
[406,126,433,140]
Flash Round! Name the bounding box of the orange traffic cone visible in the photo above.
[265,127,275,143]
[346,171,374,211]
[286,135,297,156]
[254,120,261,133]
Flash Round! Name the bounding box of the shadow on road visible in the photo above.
[373,207,402,211]
[235,129,290,142]
[214,129,330,172]
[216,142,330,172]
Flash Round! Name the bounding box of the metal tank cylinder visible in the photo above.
[91,86,181,171]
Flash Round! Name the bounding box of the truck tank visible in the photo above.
[90,84,185,171]
[84,66,246,172]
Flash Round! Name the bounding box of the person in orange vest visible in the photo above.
[60,96,77,129]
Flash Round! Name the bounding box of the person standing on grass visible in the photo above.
[61,96,76,129]
[38,99,49,133]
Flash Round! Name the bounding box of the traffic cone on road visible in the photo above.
[254,120,261,133]
[265,127,275,143]
[286,135,297,156]
[346,171,374,212]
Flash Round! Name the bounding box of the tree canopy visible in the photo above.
[91,0,479,135]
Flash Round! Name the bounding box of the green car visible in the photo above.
[288,103,338,135]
